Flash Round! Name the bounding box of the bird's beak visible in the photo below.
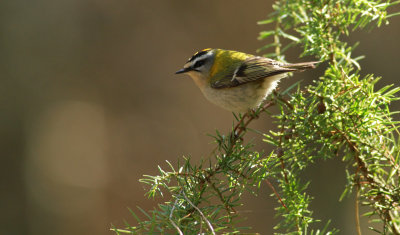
[175,67,191,74]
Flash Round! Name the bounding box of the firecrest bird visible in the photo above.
[176,48,317,113]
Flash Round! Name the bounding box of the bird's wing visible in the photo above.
[210,56,296,89]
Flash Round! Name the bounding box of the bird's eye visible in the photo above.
[193,60,205,68]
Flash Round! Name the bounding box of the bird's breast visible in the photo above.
[201,75,286,113]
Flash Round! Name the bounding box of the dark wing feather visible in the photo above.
[211,57,296,89]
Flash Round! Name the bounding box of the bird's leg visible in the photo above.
[232,112,249,141]
[272,89,279,97]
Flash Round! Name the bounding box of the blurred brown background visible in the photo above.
[1,1,399,234]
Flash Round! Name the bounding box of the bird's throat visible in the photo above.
[188,73,207,89]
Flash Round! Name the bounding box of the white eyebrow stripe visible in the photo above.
[192,51,212,63]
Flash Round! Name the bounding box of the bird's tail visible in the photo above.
[284,61,319,71]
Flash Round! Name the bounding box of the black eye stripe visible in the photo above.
[193,60,205,68]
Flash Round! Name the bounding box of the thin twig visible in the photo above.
[209,180,235,213]
[278,124,289,184]
[265,179,288,210]
[170,198,183,235]
[334,124,400,234]
[274,95,300,232]
[182,191,216,235]
[355,177,362,235]
[389,211,400,235]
